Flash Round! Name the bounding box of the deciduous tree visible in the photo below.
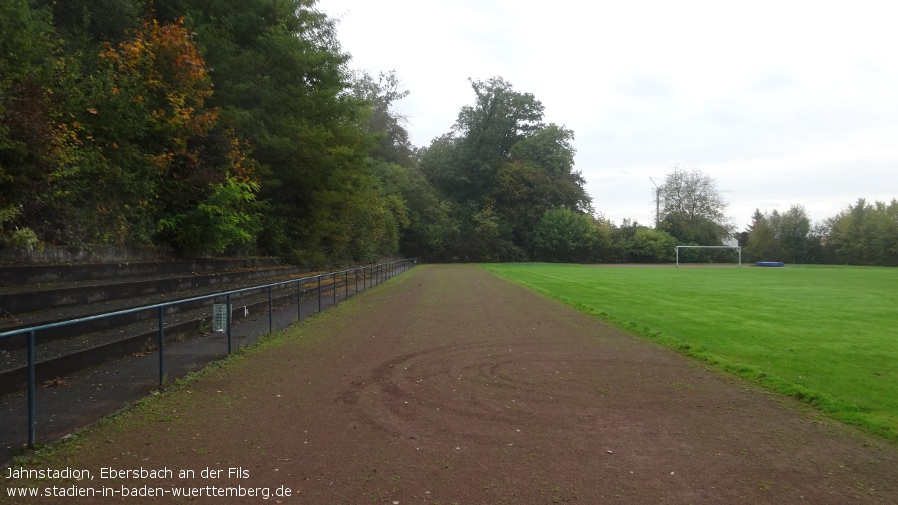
[825,198,898,266]
[533,208,611,263]
[0,0,61,246]
[50,16,244,248]
[657,167,730,244]
[419,77,591,260]
[626,227,677,263]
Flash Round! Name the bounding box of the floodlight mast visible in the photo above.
[649,177,660,228]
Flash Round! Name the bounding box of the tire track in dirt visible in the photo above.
[343,344,641,441]
[6,264,898,504]
[327,264,898,504]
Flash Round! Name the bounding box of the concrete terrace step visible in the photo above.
[0,268,322,352]
[0,257,281,288]
[0,265,305,317]
[0,273,357,395]
[0,262,418,464]
[0,258,324,382]
[0,255,402,397]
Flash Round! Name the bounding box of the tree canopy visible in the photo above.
[0,1,893,268]
[0,0,399,265]
[824,198,898,267]
[657,167,730,245]
[418,77,592,261]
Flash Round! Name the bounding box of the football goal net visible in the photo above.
[675,246,742,267]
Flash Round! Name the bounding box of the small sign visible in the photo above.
[212,303,230,332]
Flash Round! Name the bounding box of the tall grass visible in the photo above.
[483,263,898,441]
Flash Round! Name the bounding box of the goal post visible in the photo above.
[676,245,742,267]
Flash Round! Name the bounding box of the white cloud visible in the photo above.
[319,0,898,229]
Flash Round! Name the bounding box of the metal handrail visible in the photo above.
[2,257,418,449]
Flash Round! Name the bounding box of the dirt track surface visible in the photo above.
[4,264,898,504]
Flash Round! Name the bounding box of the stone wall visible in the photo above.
[0,247,176,265]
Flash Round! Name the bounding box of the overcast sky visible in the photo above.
[318,0,898,229]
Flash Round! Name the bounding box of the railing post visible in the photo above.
[5,261,432,453]
[27,330,36,448]
[226,293,232,354]
[158,307,165,387]
[297,279,302,322]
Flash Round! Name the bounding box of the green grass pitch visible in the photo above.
[482,263,898,442]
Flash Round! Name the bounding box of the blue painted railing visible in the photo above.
[0,258,418,449]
